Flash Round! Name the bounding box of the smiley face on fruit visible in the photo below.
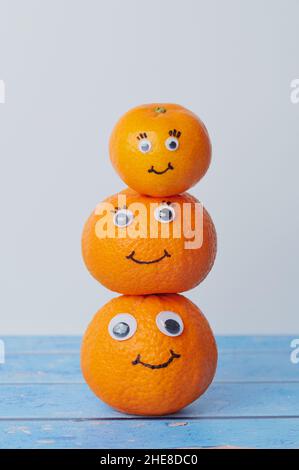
[81,188,217,295]
[81,294,217,416]
[109,103,212,197]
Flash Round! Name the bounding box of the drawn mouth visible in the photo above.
[126,249,171,265]
[148,162,174,175]
[132,350,181,369]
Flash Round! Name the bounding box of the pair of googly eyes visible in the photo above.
[108,311,184,341]
[113,204,176,228]
[139,137,179,154]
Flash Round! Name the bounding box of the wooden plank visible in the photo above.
[218,349,298,382]
[2,335,297,353]
[0,353,81,383]
[2,336,80,354]
[0,349,297,383]
[0,382,298,419]
[1,417,299,449]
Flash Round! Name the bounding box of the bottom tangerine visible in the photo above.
[81,294,217,416]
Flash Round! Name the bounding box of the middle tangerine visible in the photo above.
[82,188,217,295]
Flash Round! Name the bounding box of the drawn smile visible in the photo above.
[148,162,174,175]
[132,350,181,369]
[126,249,171,265]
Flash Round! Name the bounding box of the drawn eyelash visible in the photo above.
[168,129,181,138]
[111,205,127,213]
[137,132,148,140]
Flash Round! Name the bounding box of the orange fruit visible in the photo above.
[81,293,217,416]
[109,103,211,197]
[81,188,217,295]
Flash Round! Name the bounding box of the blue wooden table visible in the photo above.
[0,336,298,449]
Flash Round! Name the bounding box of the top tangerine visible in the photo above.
[109,103,211,197]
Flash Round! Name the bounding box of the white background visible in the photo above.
[0,0,298,334]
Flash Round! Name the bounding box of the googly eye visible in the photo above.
[165,137,179,151]
[154,204,176,224]
[138,139,152,153]
[156,311,184,337]
[108,313,137,341]
[113,209,134,228]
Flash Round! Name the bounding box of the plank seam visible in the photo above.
[1,380,299,385]
[0,416,299,422]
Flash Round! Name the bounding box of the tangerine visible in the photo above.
[81,293,217,415]
[109,103,211,197]
[81,188,217,295]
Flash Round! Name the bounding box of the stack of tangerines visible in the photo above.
[81,104,217,416]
